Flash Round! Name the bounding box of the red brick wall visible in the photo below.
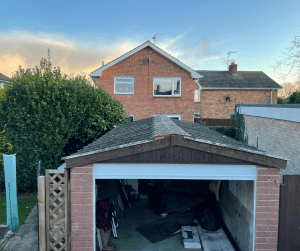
[70,164,94,251]
[200,90,278,119]
[256,167,280,251]
[97,47,196,122]
[69,164,281,251]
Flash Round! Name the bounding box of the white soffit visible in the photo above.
[90,41,203,79]
[238,106,300,123]
[93,163,257,180]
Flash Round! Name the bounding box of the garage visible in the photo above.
[63,116,286,251]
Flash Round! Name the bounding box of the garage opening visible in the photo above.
[93,164,257,251]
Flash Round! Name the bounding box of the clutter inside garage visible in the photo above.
[95,179,254,251]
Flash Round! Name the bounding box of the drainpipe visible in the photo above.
[195,78,202,101]
[270,88,275,104]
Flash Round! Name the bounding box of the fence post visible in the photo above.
[45,170,50,251]
[38,176,46,251]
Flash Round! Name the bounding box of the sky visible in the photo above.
[1,0,300,85]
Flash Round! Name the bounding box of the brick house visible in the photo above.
[90,41,282,122]
[62,116,287,251]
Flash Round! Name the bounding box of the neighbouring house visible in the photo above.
[0,73,10,89]
[62,116,287,251]
[236,103,300,250]
[90,41,282,122]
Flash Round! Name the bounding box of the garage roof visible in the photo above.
[63,116,287,169]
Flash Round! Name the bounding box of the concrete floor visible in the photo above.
[97,199,192,251]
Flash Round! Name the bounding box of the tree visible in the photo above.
[0,59,130,192]
[277,97,286,104]
[278,82,300,98]
[274,36,300,81]
[287,92,300,104]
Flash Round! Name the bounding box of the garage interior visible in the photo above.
[94,178,254,251]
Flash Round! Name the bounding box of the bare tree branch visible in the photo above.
[273,36,300,81]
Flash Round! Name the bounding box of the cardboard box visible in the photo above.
[182,226,202,250]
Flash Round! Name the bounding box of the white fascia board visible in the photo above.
[238,106,300,123]
[93,163,257,180]
[90,41,203,79]
[202,87,282,90]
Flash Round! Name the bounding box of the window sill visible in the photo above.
[153,95,182,98]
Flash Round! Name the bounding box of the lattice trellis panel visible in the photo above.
[46,170,69,251]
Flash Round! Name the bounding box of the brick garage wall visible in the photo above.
[70,164,94,251]
[200,90,278,119]
[97,47,196,122]
[244,115,300,183]
[256,167,280,251]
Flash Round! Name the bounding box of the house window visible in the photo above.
[114,77,134,94]
[230,113,236,119]
[153,114,181,120]
[153,78,181,96]
[194,90,200,102]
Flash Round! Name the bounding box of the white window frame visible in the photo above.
[194,89,200,102]
[153,77,181,97]
[153,114,181,120]
[114,77,134,94]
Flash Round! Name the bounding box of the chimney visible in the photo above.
[102,61,104,67]
[229,62,237,75]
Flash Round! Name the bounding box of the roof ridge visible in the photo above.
[152,116,191,138]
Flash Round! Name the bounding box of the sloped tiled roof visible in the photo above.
[90,41,202,79]
[195,70,282,89]
[63,116,286,161]
[0,73,10,82]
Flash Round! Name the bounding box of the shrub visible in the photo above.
[0,59,130,192]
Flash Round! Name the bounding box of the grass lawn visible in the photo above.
[0,193,38,226]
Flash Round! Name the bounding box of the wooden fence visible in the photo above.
[194,118,236,127]
[38,169,70,251]
[278,175,300,251]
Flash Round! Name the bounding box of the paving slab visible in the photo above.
[1,203,38,251]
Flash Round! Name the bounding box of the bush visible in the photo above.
[287,92,300,104]
[0,59,130,193]
[235,105,248,144]
[277,97,286,104]
[208,126,236,139]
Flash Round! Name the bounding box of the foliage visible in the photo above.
[234,105,248,144]
[208,126,236,139]
[0,89,6,98]
[0,59,130,193]
[274,36,300,80]
[0,128,15,192]
[278,82,300,99]
[0,193,38,225]
[287,92,300,104]
[200,121,207,126]
[277,97,286,104]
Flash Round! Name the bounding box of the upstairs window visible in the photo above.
[114,77,134,94]
[153,78,181,96]
[194,90,200,102]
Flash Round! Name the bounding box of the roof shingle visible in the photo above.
[195,70,282,89]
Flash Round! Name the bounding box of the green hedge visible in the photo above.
[0,59,130,193]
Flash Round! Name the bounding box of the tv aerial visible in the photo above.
[152,33,166,45]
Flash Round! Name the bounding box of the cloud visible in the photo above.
[0,30,142,78]
[0,30,231,80]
